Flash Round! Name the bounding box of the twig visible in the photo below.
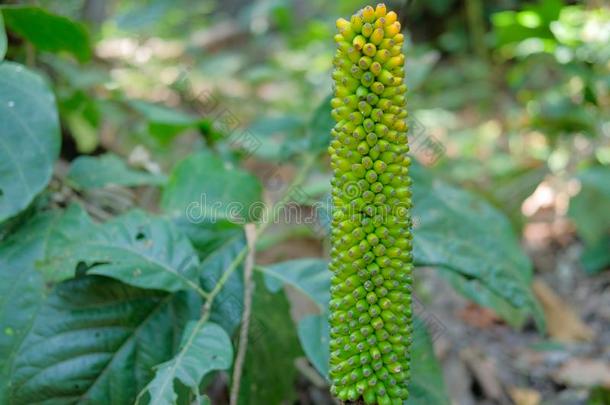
[229,224,257,405]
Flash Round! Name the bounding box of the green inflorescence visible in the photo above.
[328,4,413,405]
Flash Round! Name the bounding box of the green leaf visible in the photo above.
[0,212,59,403]
[239,274,302,404]
[411,164,544,330]
[440,271,529,328]
[162,150,263,223]
[568,166,610,245]
[0,13,6,61]
[581,235,610,274]
[137,320,233,405]
[297,314,330,380]
[0,62,60,223]
[306,95,333,153]
[246,115,304,161]
[129,99,199,141]
[407,318,450,405]
[199,233,246,334]
[67,153,167,190]
[177,217,244,260]
[65,111,99,153]
[41,208,203,295]
[257,259,330,310]
[9,276,199,404]
[1,6,91,62]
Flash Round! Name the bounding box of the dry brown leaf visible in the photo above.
[509,387,541,405]
[532,278,594,342]
[553,358,610,388]
[457,302,503,329]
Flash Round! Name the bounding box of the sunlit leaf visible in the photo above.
[1,6,91,62]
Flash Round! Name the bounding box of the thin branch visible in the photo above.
[229,223,257,405]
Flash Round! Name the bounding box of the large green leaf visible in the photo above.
[441,271,529,328]
[410,164,544,329]
[302,164,542,327]
[239,275,302,405]
[137,320,232,405]
[0,212,59,403]
[0,62,60,222]
[67,153,167,190]
[0,13,6,61]
[199,233,246,334]
[41,208,203,295]
[9,276,199,405]
[257,258,330,310]
[1,6,91,62]
[162,150,263,223]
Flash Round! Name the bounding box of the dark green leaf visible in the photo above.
[297,314,330,380]
[306,95,333,153]
[0,62,60,222]
[1,6,91,62]
[411,164,544,330]
[137,320,233,405]
[9,276,199,404]
[407,318,450,405]
[257,258,329,310]
[199,233,246,334]
[41,208,203,295]
[162,150,263,223]
[0,212,59,403]
[176,217,244,260]
[239,275,302,404]
[67,153,167,190]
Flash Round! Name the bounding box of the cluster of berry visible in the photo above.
[328,4,414,405]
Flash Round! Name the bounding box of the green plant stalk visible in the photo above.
[328,4,413,404]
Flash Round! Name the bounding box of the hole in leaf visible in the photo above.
[0,189,3,197]
[135,231,146,241]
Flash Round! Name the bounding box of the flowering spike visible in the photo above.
[330,4,412,404]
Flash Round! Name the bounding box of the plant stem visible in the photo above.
[229,224,257,405]
[200,152,318,314]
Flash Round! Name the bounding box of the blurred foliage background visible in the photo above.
[0,0,609,404]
